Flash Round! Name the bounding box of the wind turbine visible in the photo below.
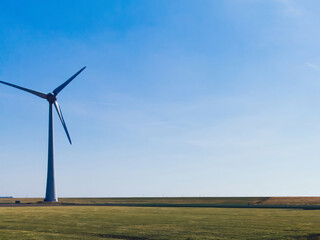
[0,67,86,202]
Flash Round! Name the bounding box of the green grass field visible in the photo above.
[0,206,320,239]
[0,197,267,205]
[2,197,320,206]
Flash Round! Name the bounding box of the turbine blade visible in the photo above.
[53,101,72,145]
[0,80,47,99]
[53,66,86,95]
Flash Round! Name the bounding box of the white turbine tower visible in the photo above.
[0,67,86,202]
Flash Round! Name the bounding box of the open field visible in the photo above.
[0,206,320,239]
[2,197,320,207]
[0,197,266,205]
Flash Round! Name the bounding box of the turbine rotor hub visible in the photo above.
[46,93,57,103]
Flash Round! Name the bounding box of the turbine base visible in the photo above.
[44,198,58,202]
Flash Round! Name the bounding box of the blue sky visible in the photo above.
[1,0,320,197]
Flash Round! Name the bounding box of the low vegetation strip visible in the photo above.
[1,197,320,208]
[0,197,267,205]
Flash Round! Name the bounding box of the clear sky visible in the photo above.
[1,0,320,197]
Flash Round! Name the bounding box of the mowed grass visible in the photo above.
[2,197,320,206]
[0,197,266,205]
[0,206,320,239]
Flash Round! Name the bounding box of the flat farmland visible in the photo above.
[0,206,320,239]
[2,197,320,207]
[0,197,267,205]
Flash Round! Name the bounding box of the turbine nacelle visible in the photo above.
[46,93,57,103]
